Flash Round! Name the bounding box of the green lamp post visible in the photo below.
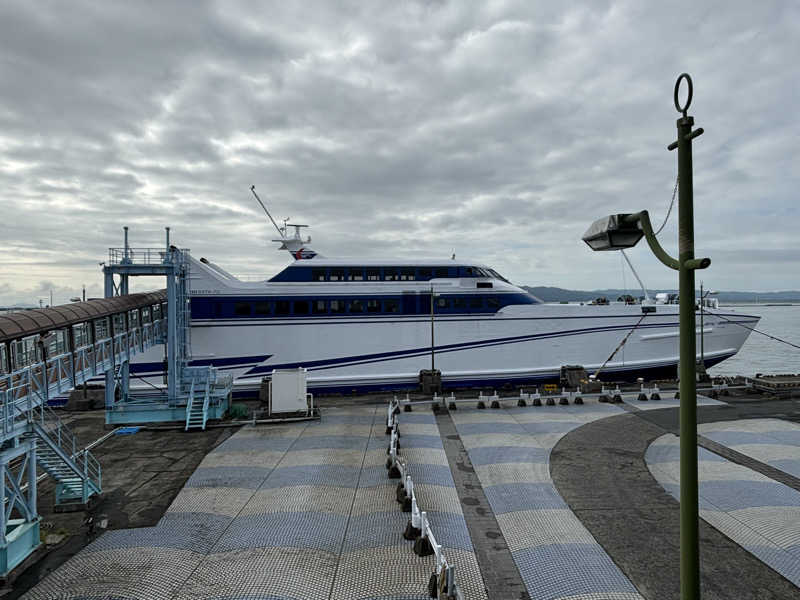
[582,73,709,599]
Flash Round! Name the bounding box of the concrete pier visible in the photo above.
[14,391,800,599]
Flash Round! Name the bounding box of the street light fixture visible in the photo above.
[583,73,709,600]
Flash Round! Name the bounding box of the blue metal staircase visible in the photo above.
[25,407,101,505]
[185,376,210,431]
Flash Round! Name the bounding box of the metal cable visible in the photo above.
[706,309,800,351]
[655,175,679,236]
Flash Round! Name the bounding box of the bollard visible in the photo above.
[448,401,457,410]
[490,399,500,409]
[546,396,555,406]
[573,394,583,405]
[428,572,438,599]
[674,391,680,400]
[413,512,434,556]
[533,396,542,406]
[517,398,527,407]
[650,384,661,401]
[477,400,486,409]
[404,403,412,412]
[431,402,440,413]
[404,496,422,539]
[638,393,649,401]
[559,396,569,405]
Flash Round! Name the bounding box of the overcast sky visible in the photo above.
[1,1,797,305]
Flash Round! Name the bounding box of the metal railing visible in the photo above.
[108,247,185,265]
[0,318,166,437]
[385,398,464,600]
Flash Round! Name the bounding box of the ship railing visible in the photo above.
[385,397,464,600]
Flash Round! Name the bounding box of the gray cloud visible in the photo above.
[1,0,798,305]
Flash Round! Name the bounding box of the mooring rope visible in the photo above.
[706,309,800,351]
[594,313,648,379]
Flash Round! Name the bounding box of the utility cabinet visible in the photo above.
[269,368,312,415]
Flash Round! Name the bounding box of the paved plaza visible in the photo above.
[20,394,800,599]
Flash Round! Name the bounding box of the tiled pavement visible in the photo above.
[647,426,800,588]
[23,406,486,600]
[449,400,644,600]
[698,418,800,479]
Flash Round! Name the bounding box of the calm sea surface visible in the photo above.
[708,305,800,376]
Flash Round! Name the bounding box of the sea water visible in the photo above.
[709,305,800,376]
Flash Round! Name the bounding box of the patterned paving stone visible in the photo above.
[174,547,338,600]
[647,431,800,588]
[484,482,568,514]
[466,445,549,466]
[219,436,299,452]
[260,464,362,489]
[474,462,551,486]
[240,485,356,516]
[186,466,273,489]
[497,509,597,552]
[167,486,259,518]
[25,402,489,600]
[278,448,367,468]
[22,547,203,600]
[513,543,641,600]
[451,404,642,600]
[459,432,545,449]
[213,512,347,553]
[199,450,286,469]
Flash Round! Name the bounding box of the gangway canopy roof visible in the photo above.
[0,290,166,344]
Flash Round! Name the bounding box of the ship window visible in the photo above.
[437,297,451,309]
[469,297,483,308]
[348,268,364,281]
[275,300,290,315]
[329,269,344,281]
[293,300,309,315]
[477,282,493,289]
[312,300,327,314]
[234,302,252,316]
[384,269,398,281]
[255,302,272,315]
[312,269,326,282]
[465,267,474,276]
[385,299,400,313]
[487,297,500,309]
[453,297,466,310]
[399,269,415,281]
[434,268,448,278]
[366,269,380,281]
[366,299,380,313]
[348,299,364,313]
[417,268,432,280]
[330,300,345,314]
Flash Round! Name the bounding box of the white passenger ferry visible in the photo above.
[132,211,759,396]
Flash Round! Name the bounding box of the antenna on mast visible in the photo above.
[250,185,285,238]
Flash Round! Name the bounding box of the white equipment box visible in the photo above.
[269,368,312,415]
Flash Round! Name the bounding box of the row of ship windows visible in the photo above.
[225,295,503,317]
[271,265,509,282]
